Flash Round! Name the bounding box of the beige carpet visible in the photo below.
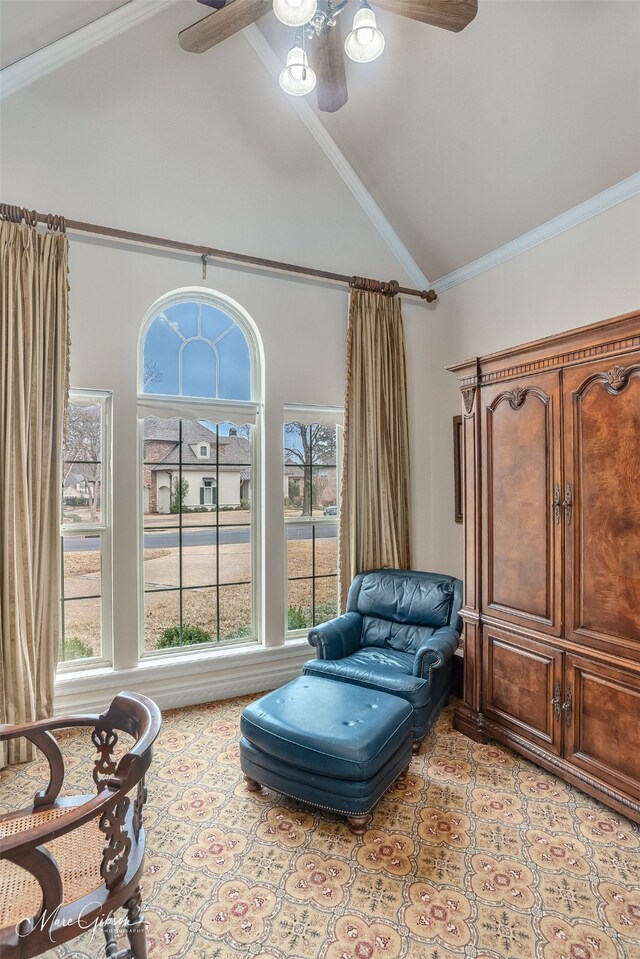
[1,696,639,959]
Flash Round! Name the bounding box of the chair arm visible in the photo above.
[0,789,118,857]
[307,612,362,660]
[412,626,459,679]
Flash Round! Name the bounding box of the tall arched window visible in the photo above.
[138,288,263,655]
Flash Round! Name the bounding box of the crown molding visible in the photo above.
[433,172,640,293]
[0,0,174,100]
[243,24,432,291]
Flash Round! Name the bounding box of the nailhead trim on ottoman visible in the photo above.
[239,676,413,833]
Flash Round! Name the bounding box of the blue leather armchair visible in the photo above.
[303,569,463,747]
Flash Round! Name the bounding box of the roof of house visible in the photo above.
[144,416,251,472]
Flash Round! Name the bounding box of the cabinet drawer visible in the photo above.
[483,627,563,754]
[565,654,640,802]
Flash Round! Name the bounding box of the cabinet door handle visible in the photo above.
[562,484,573,526]
[551,484,561,525]
[562,686,572,726]
[551,680,562,719]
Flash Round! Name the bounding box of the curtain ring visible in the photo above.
[45,213,66,234]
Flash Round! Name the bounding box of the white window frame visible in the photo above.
[283,405,343,638]
[59,389,113,671]
[137,287,264,660]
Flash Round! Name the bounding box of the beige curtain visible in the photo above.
[339,289,411,609]
[0,218,70,765]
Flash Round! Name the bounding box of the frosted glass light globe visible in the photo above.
[345,7,385,62]
[273,0,317,27]
[279,46,317,96]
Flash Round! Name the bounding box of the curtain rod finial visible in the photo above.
[421,289,437,303]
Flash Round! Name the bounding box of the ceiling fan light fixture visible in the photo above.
[273,0,317,27]
[345,3,385,63]
[279,45,317,96]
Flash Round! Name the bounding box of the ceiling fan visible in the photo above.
[179,0,477,113]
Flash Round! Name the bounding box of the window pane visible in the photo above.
[287,578,314,631]
[218,325,251,400]
[182,536,218,588]
[218,584,252,642]
[62,597,101,661]
[64,400,103,526]
[287,526,313,579]
[142,297,252,401]
[284,416,339,633]
[142,415,254,653]
[65,401,102,462]
[312,466,337,516]
[316,524,338,575]
[284,421,338,516]
[219,528,251,585]
[63,462,103,525]
[165,301,199,340]
[182,587,218,642]
[61,533,102,661]
[144,534,180,590]
[63,535,102,599]
[201,303,234,343]
[182,339,217,398]
[314,576,338,625]
[286,526,339,633]
[145,589,181,652]
[142,317,181,394]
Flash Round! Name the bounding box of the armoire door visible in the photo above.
[564,654,640,804]
[563,353,640,659]
[483,626,563,754]
[482,371,563,636]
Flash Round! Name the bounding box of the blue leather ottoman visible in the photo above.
[240,675,413,833]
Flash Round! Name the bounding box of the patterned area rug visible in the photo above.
[1,696,639,959]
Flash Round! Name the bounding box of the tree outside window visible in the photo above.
[284,416,340,633]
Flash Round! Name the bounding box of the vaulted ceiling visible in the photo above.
[1,0,639,282]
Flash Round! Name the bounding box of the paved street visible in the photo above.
[64,523,338,550]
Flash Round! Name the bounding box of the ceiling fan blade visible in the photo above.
[313,22,348,114]
[371,0,477,32]
[179,0,273,53]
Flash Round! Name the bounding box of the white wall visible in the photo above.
[1,1,637,708]
[419,195,640,579]
[0,8,434,709]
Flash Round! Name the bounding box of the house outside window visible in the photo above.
[59,390,112,667]
[139,288,263,657]
[284,407,342,634]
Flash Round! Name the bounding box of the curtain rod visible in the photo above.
[0,203,437,303]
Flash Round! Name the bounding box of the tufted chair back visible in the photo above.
[346,569,463,655]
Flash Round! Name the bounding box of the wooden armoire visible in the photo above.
[449,309,640,823]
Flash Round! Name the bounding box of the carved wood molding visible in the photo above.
[576,362,640,400]
[456,334,640,389]
[100,796,132,891]
[604,364,629,392]
[462,387,476,413]
[92,726,119,789]
[508,387,526,409]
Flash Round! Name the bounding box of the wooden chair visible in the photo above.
[0,691,161,959]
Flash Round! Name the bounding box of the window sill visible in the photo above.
[54,637,311,716]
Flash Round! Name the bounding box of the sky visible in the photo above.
[143,300,251,400]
